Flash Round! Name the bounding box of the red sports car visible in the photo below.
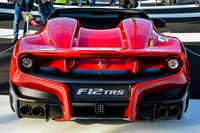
[9,7,190,122]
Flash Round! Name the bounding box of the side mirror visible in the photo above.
[29,16,43,27]
[153,18,166,28]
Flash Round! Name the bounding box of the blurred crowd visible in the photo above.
[5,0,200,43]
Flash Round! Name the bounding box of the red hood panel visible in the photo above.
[47,18,79,48]
[76,28,124,47]
[121,18,152,49]
[38,18,153,49]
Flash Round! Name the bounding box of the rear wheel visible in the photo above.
[161,0,171,6]
[195,0,200,6]
[184,89,190,113]
[86,0,91,4]
[67,0,73,5]
[9,93,15,112]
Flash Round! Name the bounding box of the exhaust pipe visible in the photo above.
[158,106,169,117]
[31,106,43,117]
[19,104,31,116]
[170,106,181,117]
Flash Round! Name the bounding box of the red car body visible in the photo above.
[9,8,190,122]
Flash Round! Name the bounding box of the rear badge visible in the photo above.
[76,88,124,95]
[98,59,103,69]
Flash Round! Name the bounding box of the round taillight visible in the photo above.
[168,59,179,69]
[18,54,36,72]
[164,55,182,73]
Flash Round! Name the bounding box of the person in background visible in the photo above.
[195,0,199,6]
[119,0,138,8]
[11,0,34,43]
[7,0,12,4]
[138,0,141,7]
[109,0,116,5]
[91,0,95,6]
[34,0,55,21]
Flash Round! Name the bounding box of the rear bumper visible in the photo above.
[136,82,189,122]
[9,82,64,121]
[9,69,190,122]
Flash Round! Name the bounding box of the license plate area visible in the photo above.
[70,84,130,102]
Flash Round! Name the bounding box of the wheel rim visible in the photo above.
[68,0,72,5]
[161,0,171,6]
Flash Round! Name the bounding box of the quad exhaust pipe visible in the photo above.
[19,104,31,116]
[31,106,43,117]
[170,106,181,117]
[19,104,44,117]
[158,106,181,117]
[158,106,169,117]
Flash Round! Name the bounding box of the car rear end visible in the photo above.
[9,8,190,122]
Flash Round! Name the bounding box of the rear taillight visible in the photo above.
[164,55,182,73]
[18,54,36,72]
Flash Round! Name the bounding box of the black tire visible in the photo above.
[161,0,171,6]
[171,0,176,5]
[67,0,72,5]
[184,89,190,113]
[199,0,200,7]
[196,0,200,6]
[86,0,91,5]
[9,93,15,112]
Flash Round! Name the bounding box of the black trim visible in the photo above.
[138,83,189,105]
[27,67,172,84]
[49,8,148,19]
[72,103,128,117]
[9,81,63,120]
[48,8,151,28]
[136,83,190,121]
[72,102,128,107]
[17,86,60,103]
[137,102,183,122]
[14,85,61,104]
